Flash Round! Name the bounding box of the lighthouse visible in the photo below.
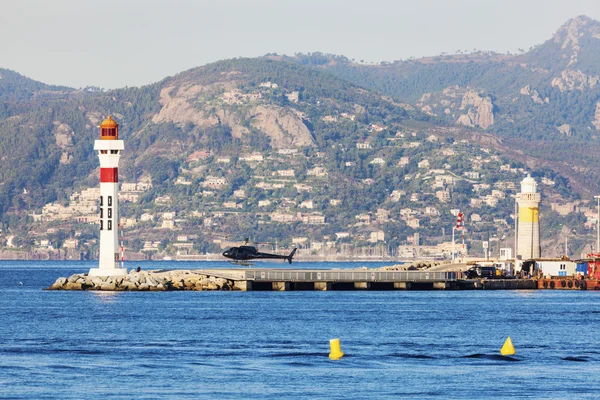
[516,174,541,260]
[89,116,127,277]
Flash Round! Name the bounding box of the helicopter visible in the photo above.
[222,238,297,264]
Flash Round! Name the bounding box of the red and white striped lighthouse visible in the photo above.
[89,115,127,277]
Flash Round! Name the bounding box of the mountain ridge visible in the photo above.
[0,17,597,258]
[280,16,600,195]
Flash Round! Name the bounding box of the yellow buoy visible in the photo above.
[500,336,516,356]
[329,338,344,360]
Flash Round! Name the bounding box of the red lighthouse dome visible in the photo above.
[100,115,119,140]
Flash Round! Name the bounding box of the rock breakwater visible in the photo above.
[379,261,440,271]
[47,270,236,291]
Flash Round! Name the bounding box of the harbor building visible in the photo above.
[89,116,127,277]
[517,175,541,260]
[535,259,577,277]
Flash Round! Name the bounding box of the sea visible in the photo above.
[2,260,600,399]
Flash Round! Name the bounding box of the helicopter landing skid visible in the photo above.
[227,260,253,267]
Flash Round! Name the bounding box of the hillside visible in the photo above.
[0,28,597,259]
[0,68,72,103]
[286,16,600,196]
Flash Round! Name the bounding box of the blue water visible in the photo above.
[2,260,600,399]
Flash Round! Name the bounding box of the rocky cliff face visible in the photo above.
[593,101,600,130]
[520,85,548,104]
[552,15,600,66]
[457,90,494,129]
[53,122,75,165]
[152,80,315,149]
[551,69,600,91]
[249,105,314,148]
[556,124,572,136]
[152,84,221,128]
[417,87,494,129]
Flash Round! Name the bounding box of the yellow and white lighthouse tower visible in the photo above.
[517,174,541,260]
[89,116,127,277]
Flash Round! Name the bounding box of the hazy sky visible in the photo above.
[1,0,599,89]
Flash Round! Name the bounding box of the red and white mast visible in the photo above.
[89,116,127,277]
[451,211,465,262]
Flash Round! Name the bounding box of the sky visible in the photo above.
[1,0,599,89]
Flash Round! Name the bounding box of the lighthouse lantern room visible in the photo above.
[89,116,127,277]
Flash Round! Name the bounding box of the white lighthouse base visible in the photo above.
[88,267,128,277]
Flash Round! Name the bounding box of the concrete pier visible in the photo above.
[195,268,460,291]
[47,267,541,292]
[233,281,252,291]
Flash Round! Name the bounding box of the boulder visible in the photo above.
[215,278,227,286]
[120,281,137,290]
[171,279,184,289]
[91,277,104,287]
[146,276,158,286]
[157,277,169,285]
[150,283,166,291]
[64,282,82,290]
[80,282,93,290]
[52,277,68,288]
[100,282,116,291]
[184,280,195,290]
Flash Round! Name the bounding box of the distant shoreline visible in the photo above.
[0,257,410,263]
[0,249,441,264]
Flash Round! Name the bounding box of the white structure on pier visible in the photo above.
[89,116,127,277]
[516,175,541,260]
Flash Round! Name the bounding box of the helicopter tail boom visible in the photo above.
[287,248,297,264]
